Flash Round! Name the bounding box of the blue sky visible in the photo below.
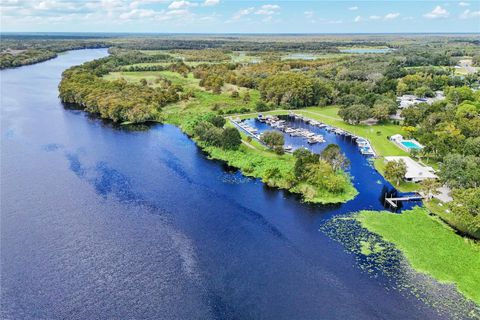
[1,0,479,33]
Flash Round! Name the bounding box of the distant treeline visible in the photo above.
[0,39,108,69]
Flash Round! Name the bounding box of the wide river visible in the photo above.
[0,49,470,319]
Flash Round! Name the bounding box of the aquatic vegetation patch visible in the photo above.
[320,211,480,318]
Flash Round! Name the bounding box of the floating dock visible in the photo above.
[287,112,377,157]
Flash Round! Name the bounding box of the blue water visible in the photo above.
[340,48,392,54]
[0,49,463,319]
[401,141,423,150]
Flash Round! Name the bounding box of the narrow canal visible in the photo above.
[0,49,473,319]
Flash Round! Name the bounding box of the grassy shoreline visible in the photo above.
[167,114,358,204]
[356,207,480,305]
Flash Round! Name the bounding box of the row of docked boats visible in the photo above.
[355,138,375,155]
[258,114,325,144]
[234,118,260,137]
[258,113,377,156]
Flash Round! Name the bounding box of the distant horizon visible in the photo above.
[2,1,479,34]
[2,31,479,36]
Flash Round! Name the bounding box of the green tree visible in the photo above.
[371,103,390,122]
[448,188,480,239]
[446,86,474,106]
[194,121,223,146]
[463,137,480,157]
[261,131,284,154]
[401,106,424,126]
[338,104,371,124]
[221,127,242,150]
[209,115,226,128]
[255,101,271,112]
[414,86,434,98]
[293,148,320,179]
[439,154,480,188]
[320,144,349,171]
[384,159,407,186]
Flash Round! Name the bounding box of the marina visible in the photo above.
[253,113,377,156]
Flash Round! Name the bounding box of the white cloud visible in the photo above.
[33,0,79,11]
[384,12,400,20]
[167,9,189,15]
[232,7,254,20]
[120,8,157,19]
[348,6,358,11]
[168,0,197,9]
[255,4,280,15]
[423,6,449,18]
[203,0,219,6]
[355,13,400,22]
[458,2,470,6]
[34,0,56,10]
[261,4,279,10]
[460,8,480,19]
[304,10,314,18]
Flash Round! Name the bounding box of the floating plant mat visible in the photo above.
[320,215,480,319]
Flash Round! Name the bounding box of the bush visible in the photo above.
[209,114,226,128]
[261,131,284,150]
[221,127,242,150]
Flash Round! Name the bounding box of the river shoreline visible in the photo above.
[2,48,476,319]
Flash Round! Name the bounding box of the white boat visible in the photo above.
[285,128,295,134]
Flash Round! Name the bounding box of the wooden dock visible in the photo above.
[385,195,424,208]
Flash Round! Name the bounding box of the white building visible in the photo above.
[397,91,444,109]
[384,156,437,183]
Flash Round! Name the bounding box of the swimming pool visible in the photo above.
[401,140,423,150]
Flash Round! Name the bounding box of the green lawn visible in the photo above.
[104,71,201,88]
[357,207,480,305]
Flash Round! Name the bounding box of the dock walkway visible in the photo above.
[288,112,377,157]
[385,195,424,208]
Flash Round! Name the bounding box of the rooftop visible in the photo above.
[385,156,437,181]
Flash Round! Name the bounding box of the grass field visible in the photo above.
[357,207,480,305]
[104,71,201,88]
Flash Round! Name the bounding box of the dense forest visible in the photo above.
[59,51,183,123]
[50,34,480,237]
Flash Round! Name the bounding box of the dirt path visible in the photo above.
[242,140,257,149]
